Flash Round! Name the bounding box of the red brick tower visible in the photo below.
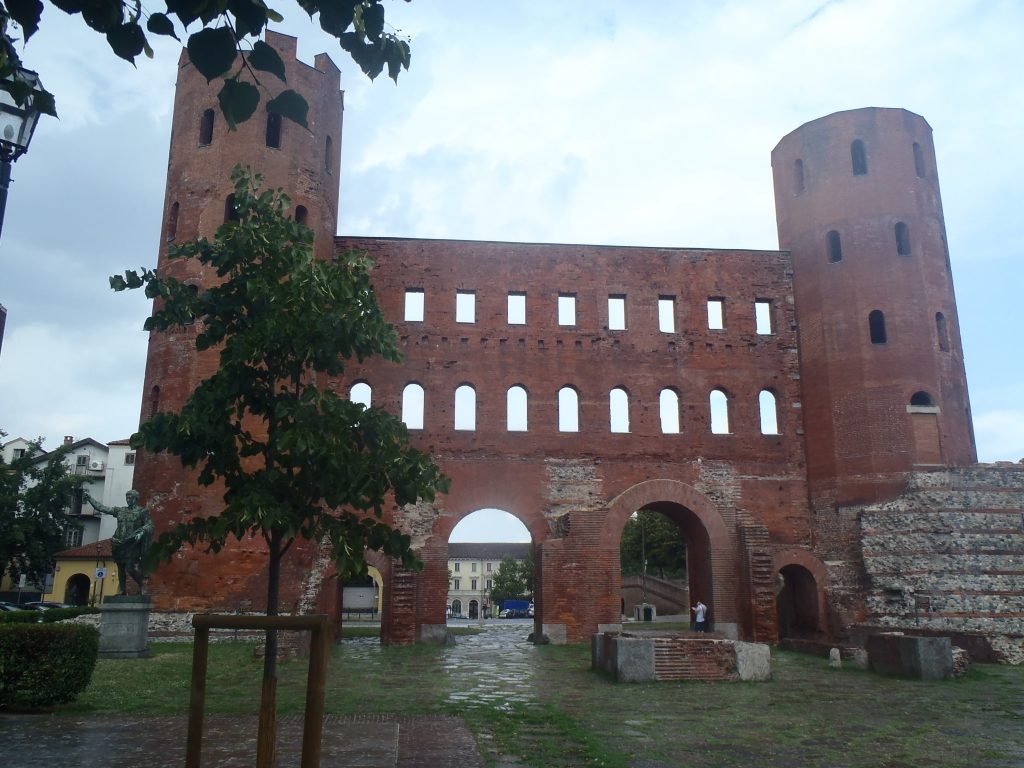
[772,108,976,510]
[134,32,342,610]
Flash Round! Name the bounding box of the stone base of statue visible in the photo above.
[99,595,151,659]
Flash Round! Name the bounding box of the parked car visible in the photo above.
[0,601,26,611]
[21,601,71,611]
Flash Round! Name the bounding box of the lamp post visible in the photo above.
[0,68,44,239]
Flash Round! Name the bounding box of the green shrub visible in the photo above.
[0,609,42,624]
[40,606,101,623]
[0,623,99,708]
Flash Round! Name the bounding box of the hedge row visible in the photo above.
[0,623,99,708]
[0,606,100,624]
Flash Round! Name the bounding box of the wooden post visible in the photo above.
[301,616,330,768]
[185,625,210,768]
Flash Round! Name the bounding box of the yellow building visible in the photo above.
[43,539,121,606]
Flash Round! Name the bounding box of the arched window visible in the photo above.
[659,388,680,434]
[350,382,371,408]
[402,383,424,429]
[507,386,528,432]
[325,135,333,172]
[149,385,161,418]
[266,111,282,148]
[827,230,842,263]
[793,158,805,195]
[910,391,935,407]
[895,222,911,256]
[166,201,179,241]
[912,142,925,178]
[759,390,779,435]
[710,389,730,434]
[199,108,214,146]
[558,387,579,433]
[224,194,238,223]
[454,384,476,431]
[609,387,629,433]
[869,310,887,344]
[935,312,950,352]
[851,139,868,176]
[295,205,308,225]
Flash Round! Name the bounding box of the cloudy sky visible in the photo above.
[1,1,1021,539]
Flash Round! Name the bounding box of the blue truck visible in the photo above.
[500,599,532,618]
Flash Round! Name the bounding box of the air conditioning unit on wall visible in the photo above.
[89,460,105,472]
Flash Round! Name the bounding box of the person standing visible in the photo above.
[692,599,708,633]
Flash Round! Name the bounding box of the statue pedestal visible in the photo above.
[99,595,151,659]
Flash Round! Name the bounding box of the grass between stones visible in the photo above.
[63,629,1024,768]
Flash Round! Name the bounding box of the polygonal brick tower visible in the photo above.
[134,32,342,610]
[772,108,977,511]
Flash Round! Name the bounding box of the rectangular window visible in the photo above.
[471,562,477,573]
[755,300,773,335]
[558,293,576,326]
[76,455,88,467]
[454,579,461,590]
[471,579,478,591]
[456,290,476,323]
[124,452,136,465]
[658,296,675,333]
[608,295,626,330]
[454,562,460,572]
[404,289,424,322]
[486,562,492,572]
[486,579,492,590]
[64,526,83,548]
[707,298,725,330]
[508,292,526,325]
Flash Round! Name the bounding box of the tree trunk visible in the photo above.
[256,530,282,768]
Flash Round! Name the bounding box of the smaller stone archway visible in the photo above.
[772,549,829,638]
[64,573,91,606]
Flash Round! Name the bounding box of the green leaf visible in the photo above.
[31,88,57,117]
[146,12,179,40]
[248,40,286,82]
[165,0,206,27]
[81,0,122,33]
[228,0,269,37]
[106,22,147,64]
[361,2,386,40]
[266,89,308,129]
[48,0,85,13]
[8,0,43,41]
[318,0,357,36]
[188,26,238,83]
[218,78,259,130]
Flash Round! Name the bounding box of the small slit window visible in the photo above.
[935,312,950,352]
[851,139,868,175]
[895,222,911,256]
[827,230,843,263]
[869,310,887,344]
[404,289,424,322]
[224,194,238,223]
[794,158,805,195]
[199,108,214,146]
[167,202,179,241]
[558,387,579,432]
[149,385,160,418]
[266,112,282,149]
[325,135,333,172]
[913,142,926,178]
[295,205,308,225]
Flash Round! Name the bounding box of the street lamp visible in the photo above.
[0,68,44,239]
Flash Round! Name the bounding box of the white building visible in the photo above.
[447,542,531,619]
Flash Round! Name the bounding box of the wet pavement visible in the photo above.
[0,620,538,767]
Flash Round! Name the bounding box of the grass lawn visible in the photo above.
[62,627,1024,768]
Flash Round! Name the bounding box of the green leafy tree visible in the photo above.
[0,434,84,588]
[1,0,413,125]
[620,509,687,581]
[490,554,528,607]
[110,165,447,759]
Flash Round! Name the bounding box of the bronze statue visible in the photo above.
[85,489,153,595]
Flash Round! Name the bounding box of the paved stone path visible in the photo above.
[0,621,539,767]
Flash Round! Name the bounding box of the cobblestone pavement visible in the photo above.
[0,621,539,768]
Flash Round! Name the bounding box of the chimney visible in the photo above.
[63,436,74,445]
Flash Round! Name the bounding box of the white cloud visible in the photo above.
[972,410,1024,464]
